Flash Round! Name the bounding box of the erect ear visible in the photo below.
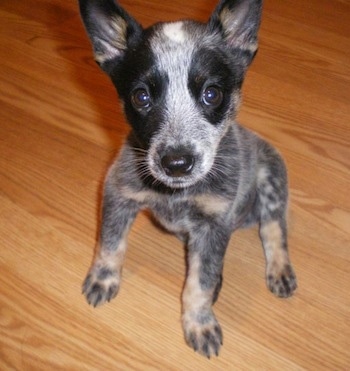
[79,0,143,72]
[209,0,263,66]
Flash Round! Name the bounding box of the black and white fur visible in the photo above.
[79,0,297,358]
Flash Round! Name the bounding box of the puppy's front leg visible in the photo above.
[182,226,230,358]
[83,181,139,307]
[260,219,297,298]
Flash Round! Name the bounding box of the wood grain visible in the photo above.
[1,0,349,369]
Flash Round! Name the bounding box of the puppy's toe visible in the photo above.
[183,310,223,358]
[82,265,120,307]
[267,263,297,298]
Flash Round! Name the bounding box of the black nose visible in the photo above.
[161,153,195,177]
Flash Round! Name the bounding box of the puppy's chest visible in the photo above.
[141,191,232,234]
[150,198,193,234]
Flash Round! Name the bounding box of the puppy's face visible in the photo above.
[79,0,262,188]
[114,22,244,188]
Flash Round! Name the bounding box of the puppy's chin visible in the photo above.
[150,170,203,190]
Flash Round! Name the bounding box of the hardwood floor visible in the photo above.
[1,0,349,369]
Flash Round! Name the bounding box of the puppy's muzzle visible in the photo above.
[161,151,195,178]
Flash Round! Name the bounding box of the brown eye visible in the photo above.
[202,86,223,107]
[132,89,151,109]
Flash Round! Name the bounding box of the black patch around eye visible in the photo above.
[106,30,169,149]
[124,79,167,148]
[188,47,244,125]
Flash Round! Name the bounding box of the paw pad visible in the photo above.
[184,311,222,358]
[82,264,120,307]
[267,263,297,298]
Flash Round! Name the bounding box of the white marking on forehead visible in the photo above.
[162,22,186,43]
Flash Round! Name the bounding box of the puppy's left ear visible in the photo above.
[79,0,143,73]
[209,0,263,66]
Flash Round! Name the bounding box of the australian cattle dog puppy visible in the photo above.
[79,0,297,358]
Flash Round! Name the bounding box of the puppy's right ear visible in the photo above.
[79,0,143,72]
[209,0,262,67]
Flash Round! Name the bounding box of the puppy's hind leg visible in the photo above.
[257,157,297,298]
[83,178,139,307]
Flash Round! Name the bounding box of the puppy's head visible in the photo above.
[79,0,262,189]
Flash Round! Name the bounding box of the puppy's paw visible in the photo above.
[183,310,223,358]
[82,263,120,307]
[267,263,297,298]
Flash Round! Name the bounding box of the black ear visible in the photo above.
[209,0,263,66]
[79,0,143,72]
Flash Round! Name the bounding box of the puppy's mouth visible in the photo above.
[148,150,207,189]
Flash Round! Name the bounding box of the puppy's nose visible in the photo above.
[161,153,194,177]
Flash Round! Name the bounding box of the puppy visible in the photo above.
[79,0,297,358]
